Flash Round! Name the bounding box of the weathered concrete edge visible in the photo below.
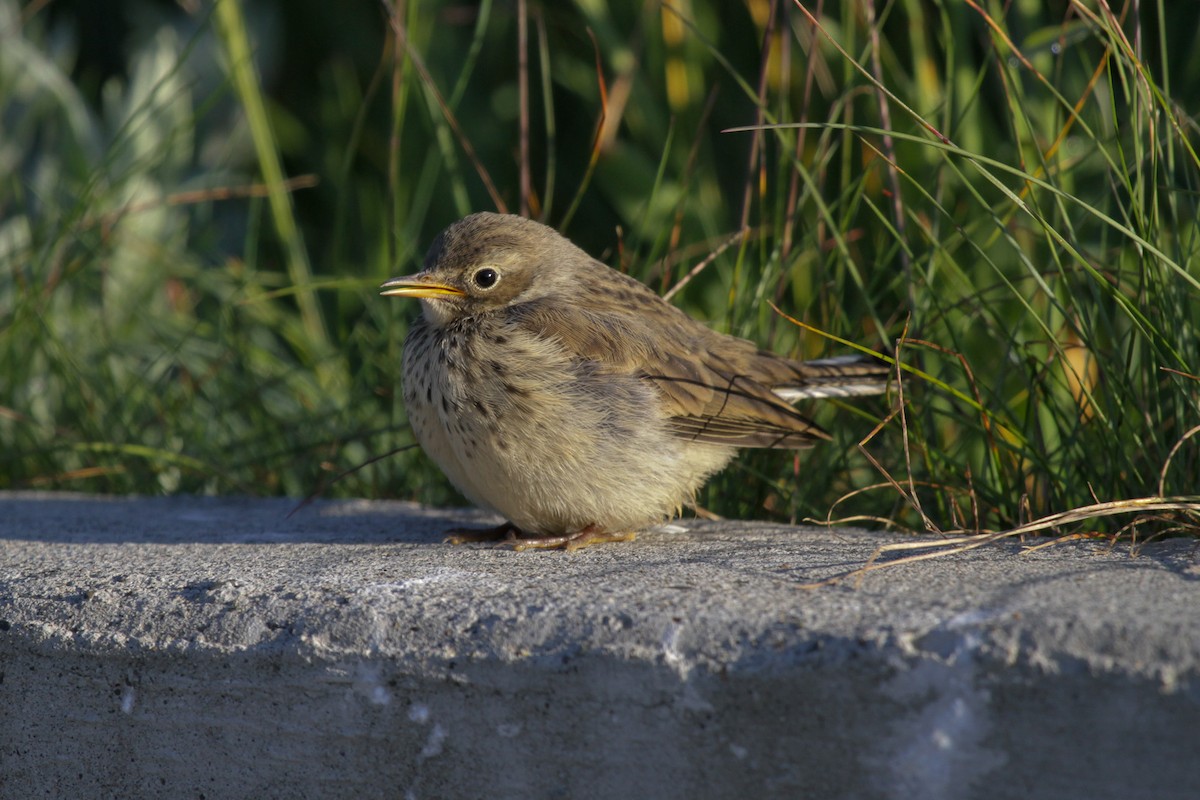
[4,604,1199,800]
[2,492,1200,800]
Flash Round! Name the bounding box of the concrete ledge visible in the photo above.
[2,492,1198,799]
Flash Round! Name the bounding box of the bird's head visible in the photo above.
[381,212,580,327]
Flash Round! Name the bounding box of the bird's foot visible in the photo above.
[508,524,637,552]
[444,522,636,551]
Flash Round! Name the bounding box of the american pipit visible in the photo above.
[382,212,888,549]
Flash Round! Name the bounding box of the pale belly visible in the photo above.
[402,319,733,534]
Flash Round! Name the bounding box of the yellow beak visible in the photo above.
[379,274,465,299]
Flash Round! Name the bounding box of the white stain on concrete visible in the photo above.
[496,722,522,738]
[661,621,687,677]
[408,703,430,724]
[418,723,447,760]
[868,617,1008,800]
[661,621,714,711]
[120,685,136,715]
[407,702,446,762]
[352,663,392,706]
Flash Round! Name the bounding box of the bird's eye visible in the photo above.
[473,267,499,289]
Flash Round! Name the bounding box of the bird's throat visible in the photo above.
[420,299,460,328]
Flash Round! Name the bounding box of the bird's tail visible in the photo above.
[772,354,891,401]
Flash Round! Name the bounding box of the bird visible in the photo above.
[381,212,888,550]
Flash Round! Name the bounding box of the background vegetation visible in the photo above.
[3,0,1198,536]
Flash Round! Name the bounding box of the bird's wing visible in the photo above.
[639,344,830,449]
[507,285,830,449]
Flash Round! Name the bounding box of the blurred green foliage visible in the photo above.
[3,0,1199,533]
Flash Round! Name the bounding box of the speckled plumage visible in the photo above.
[383,213,888,548]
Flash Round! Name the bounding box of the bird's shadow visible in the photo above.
[0,493,492,546]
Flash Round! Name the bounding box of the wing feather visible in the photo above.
[504,267,882,450]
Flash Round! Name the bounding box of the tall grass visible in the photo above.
[2,0,1198,535]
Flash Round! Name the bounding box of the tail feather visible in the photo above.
[772,354,891,402]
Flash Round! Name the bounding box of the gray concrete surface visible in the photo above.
[1,491,1198,799]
